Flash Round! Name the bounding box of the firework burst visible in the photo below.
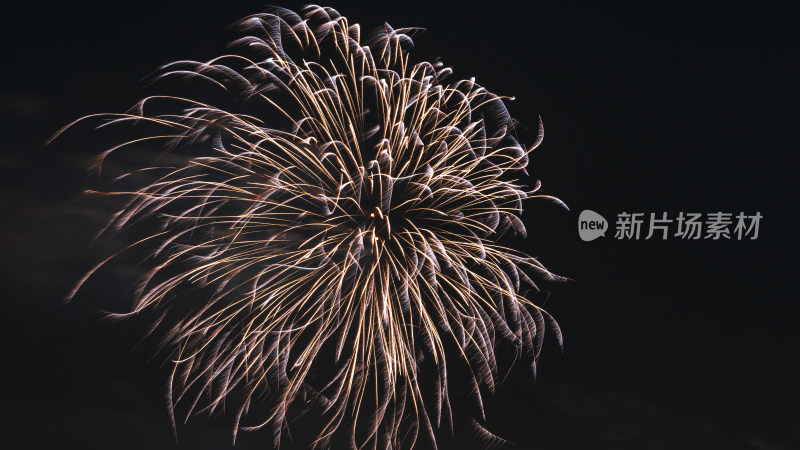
[58,5,566,448]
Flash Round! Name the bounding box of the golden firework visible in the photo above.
[59,5,565,448]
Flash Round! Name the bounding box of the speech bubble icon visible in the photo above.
[578,210,608,241]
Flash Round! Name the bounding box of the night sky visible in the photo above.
[1,1,797,449]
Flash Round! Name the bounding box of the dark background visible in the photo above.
[1,1,797,449]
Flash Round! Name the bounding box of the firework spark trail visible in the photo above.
[59,5,566,448]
